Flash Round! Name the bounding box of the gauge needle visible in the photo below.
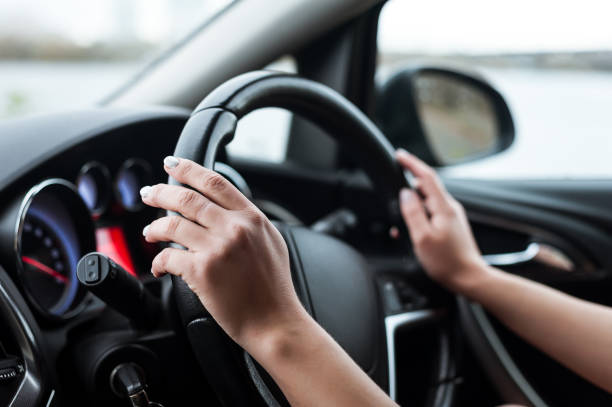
[21,256,68,283]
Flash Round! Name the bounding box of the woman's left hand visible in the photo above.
[139,156,306,353]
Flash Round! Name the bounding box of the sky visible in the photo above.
[379,0,612,54]
[0,0,231,45]
[0,0,611,54]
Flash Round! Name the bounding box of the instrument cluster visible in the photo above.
[2,158,155,322]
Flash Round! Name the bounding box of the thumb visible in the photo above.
[399,188,430,244]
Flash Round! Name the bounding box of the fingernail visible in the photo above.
[142,225,150,237]
[389,226,400,239]
[397,148,411,157]
[409,177,421,191]
[164,156,179,168]
[139,185,152,198]
[400,188,413,203]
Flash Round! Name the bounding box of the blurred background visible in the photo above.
[0,0,232,117]
[1,0,611,179]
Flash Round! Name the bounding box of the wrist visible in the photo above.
[449,259,501,299]
[244,308,321,369]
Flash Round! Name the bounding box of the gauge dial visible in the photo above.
[115,159,152,212]
[20,215,75,315]
[76,162,111,215]
[12,179,96,320]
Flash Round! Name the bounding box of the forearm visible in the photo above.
[247,310,397,407]
[464,265,612,393]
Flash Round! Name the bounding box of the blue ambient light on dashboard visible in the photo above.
[116,170,139,209]
[27,206,79,315]
[77,173,98,211]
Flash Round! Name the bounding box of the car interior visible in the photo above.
[1,0,612,406]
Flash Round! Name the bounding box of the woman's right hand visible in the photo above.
[140,157,306,354]
[396,149,492,294]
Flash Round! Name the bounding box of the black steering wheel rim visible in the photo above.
[173,70,406,212]
[169,70,409,406]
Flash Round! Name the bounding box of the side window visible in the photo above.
[377,0,612,179]
[226,57,296,163]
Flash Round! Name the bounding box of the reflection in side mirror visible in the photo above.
[376,67,515,167]
[414,72,499,165]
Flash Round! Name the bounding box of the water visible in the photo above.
[2,61,612,179]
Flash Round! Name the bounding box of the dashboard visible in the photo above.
[0,106,440,407]
[0,108,189,320]
[0,107,192,406]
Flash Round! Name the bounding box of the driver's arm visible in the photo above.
[140,156,397,406]
[396,149,612,394]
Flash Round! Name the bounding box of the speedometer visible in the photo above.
[20,215,75,315]
[2,179,96,320]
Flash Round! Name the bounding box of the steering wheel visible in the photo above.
[169,70,409,406]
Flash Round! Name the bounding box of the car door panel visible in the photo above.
[447,178,612,406]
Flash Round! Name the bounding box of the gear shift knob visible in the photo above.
[77,252,161,330]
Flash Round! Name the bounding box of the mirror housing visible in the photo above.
[375,66,515,166]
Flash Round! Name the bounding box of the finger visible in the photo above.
[399,188,431,244]
[163,156,251,210]
[396,149,451,213]
[140,183,226,229]
[151,247,193,278]
[143,216,212,250]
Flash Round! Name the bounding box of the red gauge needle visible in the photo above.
[21,256,68,283]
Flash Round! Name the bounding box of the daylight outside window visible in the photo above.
[0,0,233,119]
[378,0,612,179]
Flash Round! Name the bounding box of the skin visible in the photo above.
[140,157,396,407]
[396,148,612,395]
[142,151,612,405]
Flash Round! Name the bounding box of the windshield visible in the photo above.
[0,0,234,120]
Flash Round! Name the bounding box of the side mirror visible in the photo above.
[375,66,514,166]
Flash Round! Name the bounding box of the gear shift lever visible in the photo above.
[77,252,161,330]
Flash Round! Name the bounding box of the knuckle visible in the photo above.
[164,216,182,236]
[422,166,436,180]
[178,189,199,208]
[202,173,227,193]
[245,209,265,226]
[230,221,248,243]
[175,160,194,179]
[453,199,465,213]
[152,255,162,270]
[155,248,171,269]
[447,198,463,215]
